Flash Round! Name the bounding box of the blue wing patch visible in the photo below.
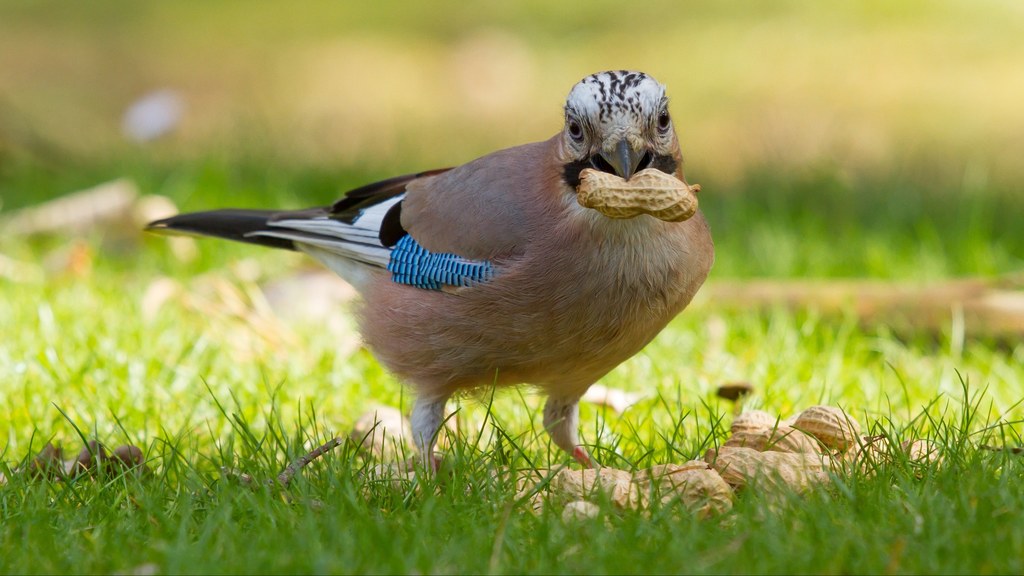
[387,235,494,290]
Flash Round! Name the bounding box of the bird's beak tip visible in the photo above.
[600,140,643,181]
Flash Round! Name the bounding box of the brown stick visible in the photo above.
[979,444,1024,455]
[277,436,344,487]
[706,275,1024,339]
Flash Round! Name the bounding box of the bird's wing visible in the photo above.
[151,139,555,290]
[398,139,553,261]
[265,139,553,274]
[245,168,452,269]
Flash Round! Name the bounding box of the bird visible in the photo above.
[147,70,714,469]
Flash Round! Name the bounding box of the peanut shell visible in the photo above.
[842,435,890,474]
[705,446,830,492]
[576,168,699,222]
[791,406,862,452]
[730,410,781,434]
[724,425,823,454]
[844,436,943,475]
[903,439,942,465]
[634,461,733,517]
[561,500,601,522]
[550,467,639,509]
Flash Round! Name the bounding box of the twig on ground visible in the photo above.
[979,444,1023,455]
[220,467,255,486]
[708,276,1024,339]
[277,436,344,487]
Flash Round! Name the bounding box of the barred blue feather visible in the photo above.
[387,235,494,290]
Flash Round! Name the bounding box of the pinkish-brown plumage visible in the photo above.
[148,70,714,468]
[362,134,711,399]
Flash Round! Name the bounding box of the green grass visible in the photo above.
[1,406,1022,574]
[2,158,1023,574]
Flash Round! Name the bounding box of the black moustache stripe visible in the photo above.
[562,153,677,189]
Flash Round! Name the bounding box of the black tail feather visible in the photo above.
[146,209,299,251]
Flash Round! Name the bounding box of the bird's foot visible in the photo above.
[412,452,443,474]
[572,446,595,468]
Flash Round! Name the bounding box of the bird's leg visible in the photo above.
[410,393,450,471]
[543,395,594,468]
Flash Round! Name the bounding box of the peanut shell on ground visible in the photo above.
[730,410,780,434]
[550,467,639,509]
[561,500,601,522]
[633,461,733,517]
[903,439,942,465]
[705,446,830,492]
[724,425,824,454]
[791,406,862,452]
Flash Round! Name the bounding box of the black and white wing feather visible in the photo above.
[147,165,498,293]
[253,196,401,268]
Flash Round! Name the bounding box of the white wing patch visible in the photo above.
[246,195,402,268]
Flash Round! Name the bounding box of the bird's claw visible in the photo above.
[572,446,594,468]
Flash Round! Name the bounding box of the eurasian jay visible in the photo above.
[148,70,714,468]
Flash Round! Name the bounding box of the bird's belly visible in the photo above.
[495,267,693,391]
[361,240,707,398]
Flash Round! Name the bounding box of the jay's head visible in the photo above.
[562,71,678,182]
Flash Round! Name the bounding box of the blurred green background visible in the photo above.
[1,0,1022,278]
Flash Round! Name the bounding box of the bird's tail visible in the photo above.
[147,203,396,282]
[146,209,319,251]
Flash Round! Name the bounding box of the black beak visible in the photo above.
[599,140,646,180]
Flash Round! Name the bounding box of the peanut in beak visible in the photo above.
[576,167,700,222]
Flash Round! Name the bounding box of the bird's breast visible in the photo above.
[358,208,713,394]
[481,211,711,388]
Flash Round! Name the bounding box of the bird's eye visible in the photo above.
[567,119,584,142]
[657,111,671,133]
